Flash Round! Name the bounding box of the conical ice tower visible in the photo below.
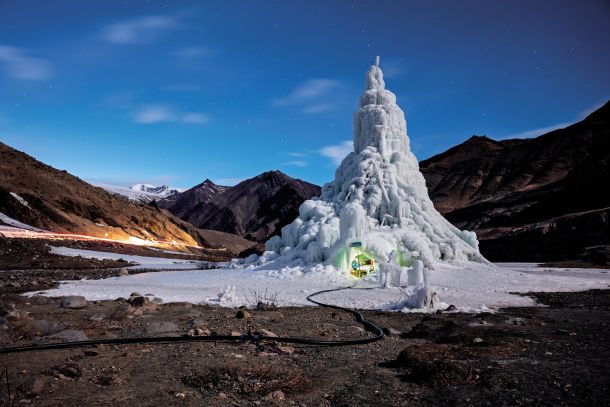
[265,57,487,273]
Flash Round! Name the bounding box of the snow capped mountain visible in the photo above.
[95,183,183,203]
[129,184,182,196]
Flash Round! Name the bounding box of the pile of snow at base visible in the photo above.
[49,246,204,270]
[260,57,487,274]
[31,261,610,311]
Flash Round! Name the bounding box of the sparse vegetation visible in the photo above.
[245,287,278,310]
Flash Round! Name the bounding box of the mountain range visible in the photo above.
[1,101,607,262]
[159,171,321,242]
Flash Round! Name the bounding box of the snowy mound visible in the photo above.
[264,57,488,271]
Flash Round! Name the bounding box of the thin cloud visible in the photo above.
[172,46,210,58]
[500,100,607,140]
[380,57,408,79]
[319,140,353,165]
[0,45,53,80]
[101,15,180,44]
[133,104,209,125]
[273,78,341,114]
[284,160,307,167]
[501,122,572,140]
[181,112,209,124]
[286,152,306,157]
[302,103,336,114]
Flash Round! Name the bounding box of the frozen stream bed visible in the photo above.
[31,247,610,312]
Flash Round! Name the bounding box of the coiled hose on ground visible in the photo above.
[0,286,384,355]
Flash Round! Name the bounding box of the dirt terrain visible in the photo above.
[0,262,608,406]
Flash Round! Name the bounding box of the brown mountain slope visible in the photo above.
[0,142,198,247]
[157,179,228,217]
[171,171,321,242]
[420,101,610,262]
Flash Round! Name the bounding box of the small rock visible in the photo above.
[18,375,47,397]
[56,363,81,378]
[175,392,186,399]
[279,346,295,354]
[145,321,177,335]
[231,330,242,337]
[61,296,87,309]
[130,292,142,297]
[118,269,129,276]
[265,390,285,401]
[261,329,278,338]
[472,337,485,344]
[127,296,149,307]
[235,309,252,319]
[97,374,122,386]
[1,303,27,321]
[151,297,163,304]
[382,327,401,336]
[50,329,89,342]
[445,304,458,312]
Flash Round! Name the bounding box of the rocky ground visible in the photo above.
[0,263,609,406]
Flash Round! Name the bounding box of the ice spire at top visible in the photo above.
[365,56,385,91]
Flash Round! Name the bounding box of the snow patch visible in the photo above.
[95,183,183,203]
[0,212,46,232]
[9,192,31,208]
[48,246,203,270]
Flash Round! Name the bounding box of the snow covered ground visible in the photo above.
[32,248,610,312]
[49,246,203,270]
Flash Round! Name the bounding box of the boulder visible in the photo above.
[235,309,252,319]
[61,296,87,309]
[127,296,149,307]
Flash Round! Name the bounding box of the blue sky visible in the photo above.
[1,0,609,188]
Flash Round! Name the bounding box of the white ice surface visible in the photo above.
[32,248,610,311]
[48,246,202,270]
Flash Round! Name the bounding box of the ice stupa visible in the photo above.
[264,57,487,276]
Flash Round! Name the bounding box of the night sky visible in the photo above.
[1,0,609,187]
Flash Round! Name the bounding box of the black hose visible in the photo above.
[0,286,384,355]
